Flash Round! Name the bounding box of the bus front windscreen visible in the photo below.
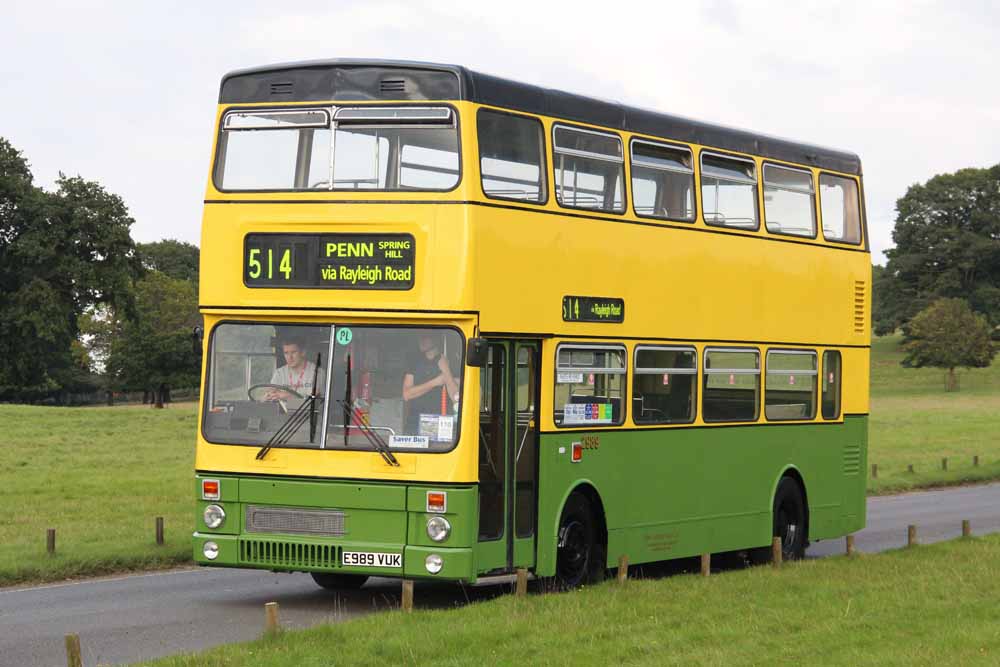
[203,323,464,452]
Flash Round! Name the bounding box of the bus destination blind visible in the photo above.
[562,295,625,323]
[244,233,415,290]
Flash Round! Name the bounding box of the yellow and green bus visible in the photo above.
[193,59,869,589]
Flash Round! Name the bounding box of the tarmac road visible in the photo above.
[2,482,999,667]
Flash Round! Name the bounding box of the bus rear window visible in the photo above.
[554,345,626,426]
[214,106,460,192]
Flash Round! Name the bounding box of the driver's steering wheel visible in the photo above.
[248,383,304,402]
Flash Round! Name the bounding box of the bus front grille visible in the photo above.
[245,505,346,536]
[239,538,341,569]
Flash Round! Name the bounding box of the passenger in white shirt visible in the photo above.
[266,341,326,401]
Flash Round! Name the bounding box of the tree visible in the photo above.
[138,239,200,284]
[107,271,200,407]
[901,298,996,391]
[0,137,140,400]
[876,164,1000,333]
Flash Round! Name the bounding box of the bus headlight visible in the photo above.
[425,554,443,574]
[203,504,226,529]
[426,516,451,542]
[203,541,220,560]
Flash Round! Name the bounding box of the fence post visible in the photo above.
[870,463,878,479]
[907,464,914,474]
[47,528,56,555]
[515,568,528,596]
[155,517,164,546]
[401,579,414,612]
[264,602,280,636]
[973,455,979,467]
[617,555,629,583]
[962,520,971,537]
[65,634,82,667]
[907,525,917,547]
[941,457,948,471]
[772,537,782,567]
[700,553,710,577]
[846,534,855,556]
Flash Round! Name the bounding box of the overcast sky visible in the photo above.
[3,1,999,264]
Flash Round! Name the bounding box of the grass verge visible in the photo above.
[0,403,196,587]
[137,534,1000,666]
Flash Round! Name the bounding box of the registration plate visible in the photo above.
[342,551,402,568]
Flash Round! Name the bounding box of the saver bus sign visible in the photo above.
[243,233,415,290]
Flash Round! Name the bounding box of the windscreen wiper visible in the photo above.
[256,354,323,460]
[336,398,399,467]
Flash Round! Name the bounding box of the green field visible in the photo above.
[0,403,196,586]
[137,534,1000,667]
[868,334,1000,493]
[1,335,997,586]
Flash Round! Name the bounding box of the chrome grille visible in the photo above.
[240,538,340,569]
[246,505,346,536]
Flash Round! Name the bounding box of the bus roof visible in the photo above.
[219,59,862,176]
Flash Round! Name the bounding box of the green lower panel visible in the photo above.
[404,545,474,580]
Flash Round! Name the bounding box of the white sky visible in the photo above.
[3,0,999,264]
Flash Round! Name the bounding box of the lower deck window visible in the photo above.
[765,350,817,421]
[702,348,760,422]
[632,346,696,424]
[554,345,626,426]
[822,350,842,419]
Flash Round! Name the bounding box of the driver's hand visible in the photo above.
[437,356,451,375]
[265,389,290,401]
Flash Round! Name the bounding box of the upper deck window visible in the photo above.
[478,109,546,203]
[630,140,695,222]
[819,173,863,244]
[701,153,758,230]
[214,106,460,192]
[552,125,625,214]
[763,164,816,238]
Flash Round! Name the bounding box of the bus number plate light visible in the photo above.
[427,491,447,513]
[202,479,220,501]
[571,442,583,463]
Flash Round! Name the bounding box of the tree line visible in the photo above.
[1,137,200,405]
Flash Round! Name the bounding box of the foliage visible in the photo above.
[0,137,140,400]
[901,298,996,390]
[107,271,201,397]
[138,239,200,284]
[875,164,1000,334]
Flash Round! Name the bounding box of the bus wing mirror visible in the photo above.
[466,337,488,368]
[192,325,204,357]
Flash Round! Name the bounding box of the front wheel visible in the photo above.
[310,572,368,590]
[552,493,605,589]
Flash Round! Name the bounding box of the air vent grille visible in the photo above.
[853,280,867,334]
[380,78,406,93]
[246,505,346,536]
[843,443,862,475]
[239,538,341,569]
[269,81,294,96]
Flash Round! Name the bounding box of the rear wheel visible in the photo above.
[552,493,605,589]
[310,572,368,590]
[750,477,807,563]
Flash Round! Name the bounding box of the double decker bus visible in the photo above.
[193,59,869,589]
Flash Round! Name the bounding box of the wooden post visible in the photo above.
[907,464,914,474]
[973,455,979,467]
[515,568,528,596]
[401,579,414,612]
[846,534,855,556]
[264,601,280,635]
[700,553,710,577]
[65,634,82,667]
[155,517,164,546]
[47,528,56,555]
[907,525,917,547]
[870,463,878,479]
[941,457,948,471]
[962,519,971,537]
[617,555,629,583]
[772,537,782,567]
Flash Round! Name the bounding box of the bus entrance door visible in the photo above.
[476,340,539,575]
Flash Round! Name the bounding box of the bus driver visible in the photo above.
[266,339,325,401]
[402,335,459,434]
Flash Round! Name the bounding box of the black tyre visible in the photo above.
[750,477,808,564]
[310,572,368,590]
[553,492,605,589]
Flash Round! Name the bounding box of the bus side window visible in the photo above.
[822,351,842,419]
[701,152,759,230]
[478,109,546,204]
[552,125,625,214]
[702,348,760,422]
[765,350,818,421]
[819,174,863,245]
[632,346,697,425]
[553,345,627,427]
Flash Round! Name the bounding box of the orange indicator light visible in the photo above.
[202,479,220,500]
[427,491,447,513]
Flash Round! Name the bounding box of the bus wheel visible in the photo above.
[553,493,605,589]
[310,572,369,590]
[750,477,807,564]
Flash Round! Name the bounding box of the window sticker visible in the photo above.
[336,328,353,345]
[563,403,613,425]
[419,414,455,442]
[662,373,670,385]
[389,435,430,449]
[789,375,796,385]
[558,371,585,384]
[588,373,595,385]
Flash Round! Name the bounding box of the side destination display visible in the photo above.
[244,233,415,289]
[562,295,625,323]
